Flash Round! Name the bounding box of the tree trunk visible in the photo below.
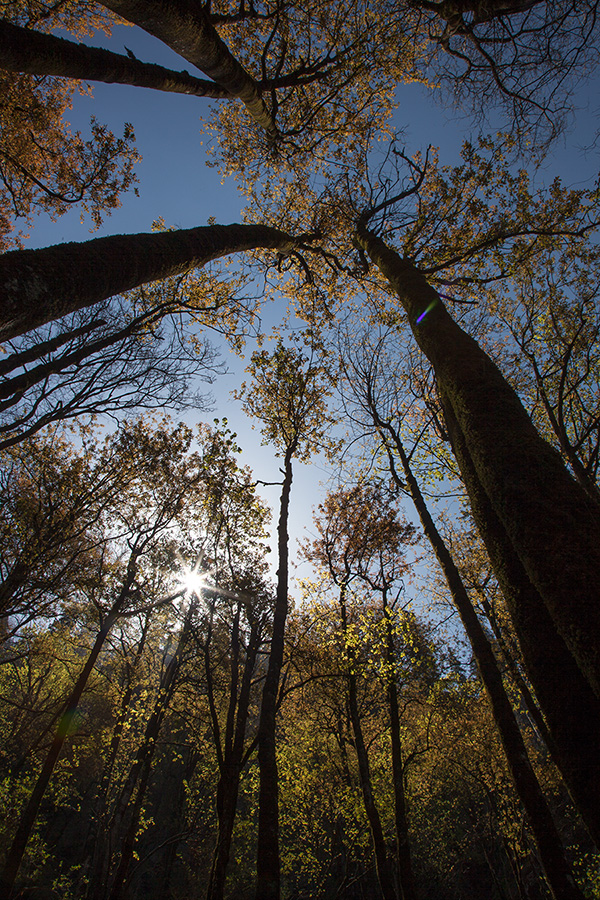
[379,422,584,899]
[438,399,600,849]
[0,581,130,900]
[255,446,294,900]
[207,772,242,900]
[86,616,151,900]
[107,608,192,900]
[355,224,600,701]
[0,21,230,98]
[339,583,398,900]
[100,0,277,136]
[382,595,417,900]
[482,606,557,758]
[0,222,302,341]
[207,618,261,900]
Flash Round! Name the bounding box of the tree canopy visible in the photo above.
[2,1,600,899]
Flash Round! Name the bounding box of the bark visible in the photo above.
[100,0,277,136]
[0,21,230,98]
[339,583,398,900]
[0,317,145,405]
[107,609,192,900]
[483,608,556,757]
[86,617,151,900]
[0,222,302,341]
[382,595,417,900]
[439,400,600,849]
[255,446,294,900]
[208,776,241,900]
[0,561,137,899]
[355,223,600,700]
[206,614,261,900]
[379,423,584,899]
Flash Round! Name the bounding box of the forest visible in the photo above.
[1,1,600,899]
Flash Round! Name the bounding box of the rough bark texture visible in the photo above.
[255,447,294,900]
[385,427,584,899]
[439,401,600,849]
[356,224,600,700]
[101,0,277,135]
[0,223,299,341]
[0,21,229,97]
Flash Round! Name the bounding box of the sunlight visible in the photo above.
[180,567,206,597]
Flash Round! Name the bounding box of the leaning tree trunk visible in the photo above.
[100,0,277,136]
[355,223,600,702]
[107,608,193,900]
[0,222,304,341]
[0,21,230,98]
[255,445,295,900]
[0,559,138,900]
[437,402,600,850]
[380,423,584,899]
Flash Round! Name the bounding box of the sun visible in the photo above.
[180,567,206,597]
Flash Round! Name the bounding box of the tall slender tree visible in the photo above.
[237,340,335,900]
[305,483,419,900]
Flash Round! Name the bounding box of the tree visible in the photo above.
[0,299,220,450]
[236,339,335,900]
[349,169,600,695]
[100,0,278,136]
[338,327,600,851]
[495,238,600,503]
[0,68,139,253]
[305,483,419,900]
[103,600,197,900]
[0,222,316,341]
[406,0,600,145]
[337,338,587,898]
[192,427,273,900]
[0,417,232,898]
[0,426,134,632]
[0,20,230,98]
[3,0,600,895]
[0,0,139,251]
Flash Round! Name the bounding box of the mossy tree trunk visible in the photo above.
[0,21,230,98]
[0,222,302,341]
[355,223,600,702]
[101,0,277,135]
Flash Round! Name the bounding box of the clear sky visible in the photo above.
[19,17,600,598]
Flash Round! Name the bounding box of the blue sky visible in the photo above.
[19,17,600,599]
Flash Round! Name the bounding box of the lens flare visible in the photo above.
[180,567,206,596]
[416,299,438,325]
